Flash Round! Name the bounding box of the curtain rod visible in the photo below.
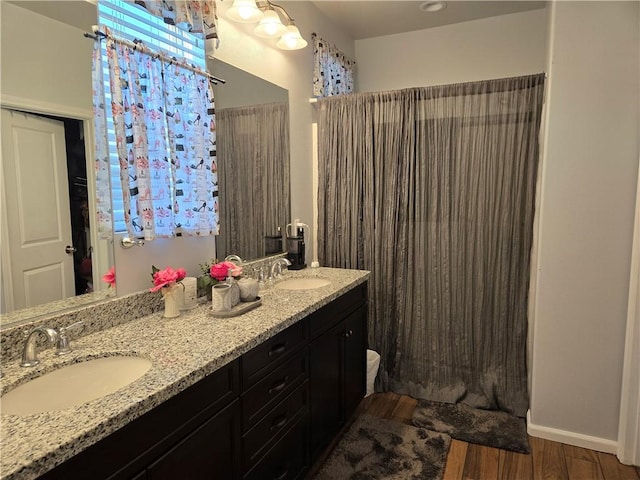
[83,29,226,85]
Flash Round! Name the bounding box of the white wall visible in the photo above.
[529,0,640,449]
[0,3,93,112]
[210,59,288,110]
[355,9,548,93]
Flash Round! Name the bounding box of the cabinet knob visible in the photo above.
[274,466,289,480]
[270,415,288,432]
[268,342,287,357]
[268,376,289,394]
[344,329,354,338]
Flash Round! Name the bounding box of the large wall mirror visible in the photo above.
[0,1,115,328]
[210,59,291,262]
[0,2,291,328]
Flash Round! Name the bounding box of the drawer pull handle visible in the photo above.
[270,415,288,432]
[268,342,287,356]
[268,377,289,394]
[274,466,289,480]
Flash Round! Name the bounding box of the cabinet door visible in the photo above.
[147,399,241,480]
[309,320,344,462]
[343,306,367,420]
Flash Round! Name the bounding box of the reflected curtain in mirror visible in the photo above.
[217,102,290,260]
[92,31,218,240]
[317,74,545,417]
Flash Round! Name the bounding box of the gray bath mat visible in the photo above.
[411,400,530,453]
[314,414,450,480]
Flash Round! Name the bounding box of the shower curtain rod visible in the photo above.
[83,30,226,85]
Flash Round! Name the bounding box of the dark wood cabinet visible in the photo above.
[244,413,310,480]
[38,281,367,480]
[40,360,240,480]
[309,320,344,460]
[147,399,241,480]
[343,306,367,421]
[308,285,368,464]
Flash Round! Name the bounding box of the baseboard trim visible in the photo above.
[527,410,618,454]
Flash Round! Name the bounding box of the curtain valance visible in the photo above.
[312,33,356,97]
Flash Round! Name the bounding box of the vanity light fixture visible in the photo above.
[275,23,307,50]
[226,0,263,23]
[225,0,308,50]
[253,8,287,38]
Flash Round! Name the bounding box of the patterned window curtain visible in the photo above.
[93,30,218,240]
[92,43,114,239]
[133,0,219,47]
[312,33,355,97]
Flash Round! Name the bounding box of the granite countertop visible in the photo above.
[0,267,369,480]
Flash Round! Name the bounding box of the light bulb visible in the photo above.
[226,0,263,23]
[254,9,287,38]
[276,24,307,50]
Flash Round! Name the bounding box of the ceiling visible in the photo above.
[8,1,546,44]
[310,1,546,40]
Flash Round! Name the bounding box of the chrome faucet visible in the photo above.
[224,254,243,264]
[21,327,59,367]
[270,258,292,279]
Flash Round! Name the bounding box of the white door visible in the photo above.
[1,109,75,310]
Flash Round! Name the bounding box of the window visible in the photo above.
[97,0,207,234]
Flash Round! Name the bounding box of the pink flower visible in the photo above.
[209,261,242,281]
[176,268,187,282]
[210,263,228,281]
[150,266,185,292]
[102,266,116,288]
[222,261,243,277]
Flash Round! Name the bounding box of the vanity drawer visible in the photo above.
[241,321,307,389]
[308,283,367,339]
[242,348,308,430]
[242,381,308,472]
[243,413,309,480]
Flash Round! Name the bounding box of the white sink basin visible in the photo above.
[1,356,152,416]
[275,277,332,290]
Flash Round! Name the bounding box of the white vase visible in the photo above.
[162,285,181,318]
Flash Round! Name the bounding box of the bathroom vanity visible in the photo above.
[0,268,369,480]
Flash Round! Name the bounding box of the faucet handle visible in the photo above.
[56,321,85,356]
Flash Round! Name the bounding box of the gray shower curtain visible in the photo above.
[317,74,545,416]
[217,102,290,260]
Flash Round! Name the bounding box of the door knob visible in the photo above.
[65,245,76,255]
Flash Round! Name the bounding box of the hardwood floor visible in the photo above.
[359,393,640,480]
